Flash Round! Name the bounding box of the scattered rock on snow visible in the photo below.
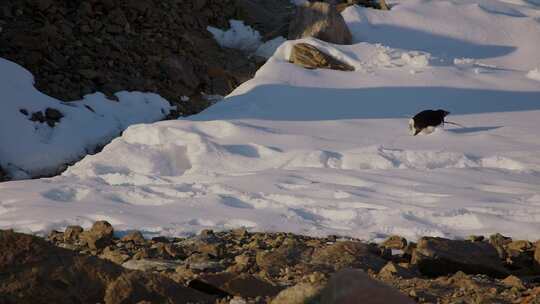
[288,1,352,44]
[289,43,354,71]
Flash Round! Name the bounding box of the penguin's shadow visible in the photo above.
[446,126,502,134]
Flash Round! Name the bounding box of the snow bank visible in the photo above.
[526,67,540,81]
[1,0,540,241]
[0,58,172,179]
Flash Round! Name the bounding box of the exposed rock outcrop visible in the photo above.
[0,0,258,116]
[288,1,352,44]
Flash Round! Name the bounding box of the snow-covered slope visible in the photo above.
[0,59,172,179]
[1,0,540,241]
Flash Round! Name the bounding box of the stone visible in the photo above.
[122,258,184,272]
[100,246,130,265]
[0,229,213,304]
[198,273,283,298]
[381,235,408,250]
[319,269,415,304]
[104,271,215,304]
[289,43,355,71]
[502,275,526,291]
[288,2,352,45]
[378,262,417,279]
[120,230,145,244]
[412,237,508,278]
[80,221,114,250]
[490,233,512,259]
[311,241,386,272]
[64,225,84,242]
[271,282,325,304]
[256,240,305,276]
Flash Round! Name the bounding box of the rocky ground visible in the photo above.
[1,221,539,303]
[0,0,265,117]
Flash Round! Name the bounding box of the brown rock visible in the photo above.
[64,225,84,242]
[381,235,408,250]
[412,237,508,278]
[0,229,213,303]
[378,262,417,279]
[288,2,352,44]
[120,230,145,244]
[502,275,526,291]
[80,221,114,250]
[311,241,386,272]
[271,282,325,304]
[289,43,355,71]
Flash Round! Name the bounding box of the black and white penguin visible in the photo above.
[409,109,450,136]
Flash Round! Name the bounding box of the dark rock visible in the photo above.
[198,273,284,298]
[45,107,63,121]
[19,108,29,116]
[288,1,352,44]
[289,43,355,71]
[320,269,415,304]
[412,237,508,278]
[30,111,45,123]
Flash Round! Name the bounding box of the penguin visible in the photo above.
[409,109,450,136]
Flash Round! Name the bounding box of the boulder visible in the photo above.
[378,262,417,279]
[80,221,114,250]
[319,269,415,304]
[0,229,214,304]
[120,230,145,244]
[311,241,386,272]
[412,237,508,278]
[63,225,84,242]
[381,235,408,250]
[288,2,352,45]
[289,43,355,71]
[535,241,540,267]
[271,282,325,304]
[197,273,283,298]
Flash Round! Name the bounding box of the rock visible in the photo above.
[319,269,415,304]
[64,225,84,242]
[507,240,533,252]
[80,221,114,250]
[122,258,184,272]
[104,271,215,304]
[535,241,540,267]
[256,240,305,276]
[289,43,355,71]
[120,231,145,244]
[0,229,213,304]
[271,282,325,304]
[412,237,508,278]
[100,246,130,265]
[288,2,352,44]
[502,275,526,291]
[381,235,408,250]
[490,233,512,259]
[311,241,386,272]
[44,107,63,121]
[378,262,417,279]
[198,273,284,298]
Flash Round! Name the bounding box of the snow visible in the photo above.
[0,58,172,179]
[527,67,540,81]
[1,0,540,242]
[208,20,263,53]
